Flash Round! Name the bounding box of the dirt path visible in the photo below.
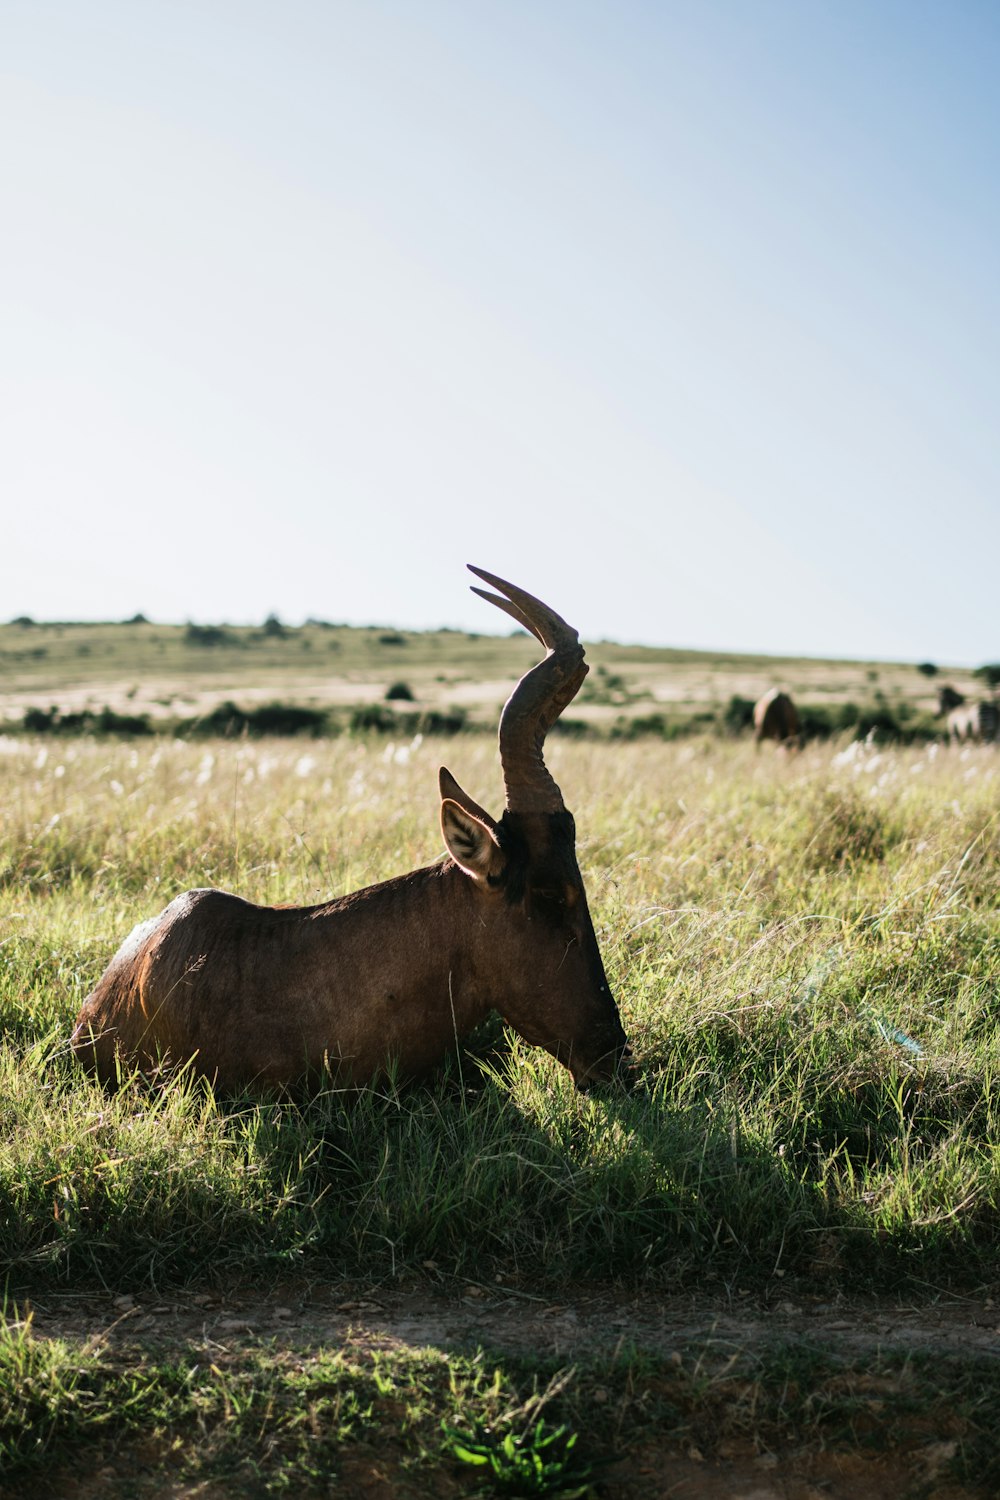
[17,1281,1000,1499]
[26,1278,1000,1365]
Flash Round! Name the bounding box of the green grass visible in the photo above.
[1,730,998,1492]
[0,734,998,1295]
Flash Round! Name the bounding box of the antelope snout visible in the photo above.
[574,1042,635,1094]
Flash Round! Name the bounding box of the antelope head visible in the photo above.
[438,567,631,1089]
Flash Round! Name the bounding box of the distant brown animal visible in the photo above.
[71,568,631,1094]
[753,688,801,747]
[937,687,999,745]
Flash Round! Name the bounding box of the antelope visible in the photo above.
[71,568,631,1093]
[753,688,801,748]
[937,686,999,745]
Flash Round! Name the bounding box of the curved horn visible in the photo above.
[468,565,588,814]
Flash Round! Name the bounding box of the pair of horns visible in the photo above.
[468,564,588,815]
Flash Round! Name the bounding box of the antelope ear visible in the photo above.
[438,766,498,830]
[441,798,505,886]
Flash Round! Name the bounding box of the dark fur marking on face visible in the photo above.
[496,810,582,909]
[493,815,528,903]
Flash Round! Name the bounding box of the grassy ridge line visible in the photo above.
[0,613,942,681]
[0,735,998,1295]
[0,614,973,738]
[2,1306,998,1496]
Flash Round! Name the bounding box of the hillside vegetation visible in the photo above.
[0,615,982,742]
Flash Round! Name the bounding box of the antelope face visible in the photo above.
[503,809,630,1088]
[441,784,630,1089]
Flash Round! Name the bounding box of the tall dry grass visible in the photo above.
[1,731,997,1293]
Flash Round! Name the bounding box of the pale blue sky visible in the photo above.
[2,2,997,663]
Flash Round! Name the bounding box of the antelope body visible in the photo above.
[753,688,800,747]
[71,569,630,1093]
[938,687,999,745]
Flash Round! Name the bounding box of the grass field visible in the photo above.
[1,647,999,1493]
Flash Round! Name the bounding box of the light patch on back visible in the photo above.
[113,912,165,965]
[111,890,218,966]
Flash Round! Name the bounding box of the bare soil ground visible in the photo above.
[18,1283,1000,1500]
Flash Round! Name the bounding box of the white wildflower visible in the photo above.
[832,742,860,767]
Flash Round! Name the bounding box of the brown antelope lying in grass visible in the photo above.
[72,568,631,1093]
[753,687,801,748]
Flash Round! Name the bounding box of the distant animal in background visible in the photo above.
[937,687,999,744]
[753,688,801,748]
